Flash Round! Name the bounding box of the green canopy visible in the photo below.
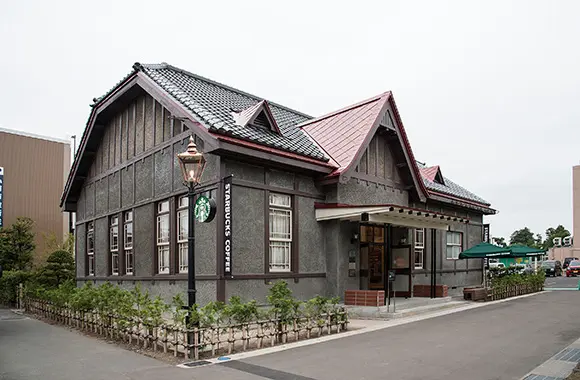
[458,242,512,259]
[507,244,546,257]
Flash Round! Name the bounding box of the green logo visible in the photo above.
[194,196,216,223]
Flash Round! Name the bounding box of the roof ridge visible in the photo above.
[138,62,313,120]
[298,91,391,129]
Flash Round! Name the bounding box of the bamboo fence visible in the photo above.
[487,283,543,301]
[24,298,348,360]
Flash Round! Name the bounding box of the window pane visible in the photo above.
[158,246,170,274]
[124,211,133,222]
[125,250,133,275]
[124,223,133,249]
[269,241,291,271]
[110,225,118,251]
[158,200,169,213]
[270,209,291,240]
[414,249,424,268]
[112,253,119,275]
[157,214,169,244]
[87,231,94,253]
[269,193,291,207]
[178,210,188,241]
[179,243,188,273]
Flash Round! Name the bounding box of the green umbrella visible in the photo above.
[507,244,546,257]
[458,242,512,259]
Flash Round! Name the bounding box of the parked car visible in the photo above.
[541,260,562,277]
[489,262,505,269]
[566,260,580,277]
[563,257,579,269]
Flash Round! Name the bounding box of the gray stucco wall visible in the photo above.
[337,179,409,206]
[121,165,134,207]
[231,185,265,274]
[299,197,326,273]
[325,220,359,299]
[154,148,172,197]
[133,203,154,276]
[76,223,86,277]
[135,155,153,203]
[225,278,327,304]
[94,217,108,277]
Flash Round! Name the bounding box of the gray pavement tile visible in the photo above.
[528,359,577,378]
[554,348,580,362]
[523,375,564,380]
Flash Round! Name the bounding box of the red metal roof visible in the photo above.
[300,92,389,175]
[420,165,441,182]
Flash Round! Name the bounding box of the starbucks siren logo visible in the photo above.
[194,196,217,223]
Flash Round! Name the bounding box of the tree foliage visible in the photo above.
[492,237,507,247]
[0,217,35,271]
[43,232,75,257]
[509,227,537,247]
[35,250,75,289]
[543,225,571,250]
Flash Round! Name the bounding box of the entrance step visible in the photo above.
[345,298,468,320]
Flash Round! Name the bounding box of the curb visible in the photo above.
[521,338,580,379]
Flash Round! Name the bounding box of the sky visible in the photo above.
[0,0,578,241]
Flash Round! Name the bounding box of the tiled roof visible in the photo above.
[420,165,442,183]
[417,162,490,206]
[300,92,390,174]
[135,63,327,161]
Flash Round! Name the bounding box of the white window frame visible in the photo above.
[177,196,188,273]
[87,221,95,276]
[124,211,133,275]
[268,193,292,272]
[414,228,425,269]
[446,231,463,260]
[110,216,119,275]
[157,200,170,274]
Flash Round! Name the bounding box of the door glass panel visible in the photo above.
[369,245,384,290]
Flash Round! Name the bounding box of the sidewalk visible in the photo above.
[522,338,580,379]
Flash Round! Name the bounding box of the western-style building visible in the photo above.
[62,62,495,304]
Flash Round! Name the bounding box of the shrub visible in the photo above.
[35,250,75,289]
[0,270,31,305]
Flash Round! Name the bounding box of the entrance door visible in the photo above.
[360,225,386,291]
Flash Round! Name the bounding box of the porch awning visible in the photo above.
[458,242,512,259]
[314,203,469,230]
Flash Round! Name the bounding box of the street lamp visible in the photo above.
[177,136,206,320]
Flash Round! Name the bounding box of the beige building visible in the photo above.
[0,127,71,264]
[549,165,580,262]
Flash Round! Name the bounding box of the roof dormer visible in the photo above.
[232,100,281,134]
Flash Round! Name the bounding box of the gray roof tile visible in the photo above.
[417,162,490,205]
[136,63,327,161]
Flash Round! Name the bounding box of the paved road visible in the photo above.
[2,291,580,380]
[545,274,580,288]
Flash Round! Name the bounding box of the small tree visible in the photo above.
[35,250,75,289]
[0,217,35,271]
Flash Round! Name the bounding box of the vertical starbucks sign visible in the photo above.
[0,167,3,228]
[223,176,233,277]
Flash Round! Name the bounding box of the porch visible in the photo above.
[345,295,468,320]
[316,203,471,300]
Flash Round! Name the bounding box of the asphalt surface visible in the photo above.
[545,273,580,288]
[2,290,580,380]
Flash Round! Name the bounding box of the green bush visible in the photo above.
[489,267,545,290]
[26,280,344,330]
[0,270,31,305]
[35,250,75,289]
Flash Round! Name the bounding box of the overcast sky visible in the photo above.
[1,0,578,240]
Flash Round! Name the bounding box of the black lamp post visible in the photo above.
[177,136,206,321]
